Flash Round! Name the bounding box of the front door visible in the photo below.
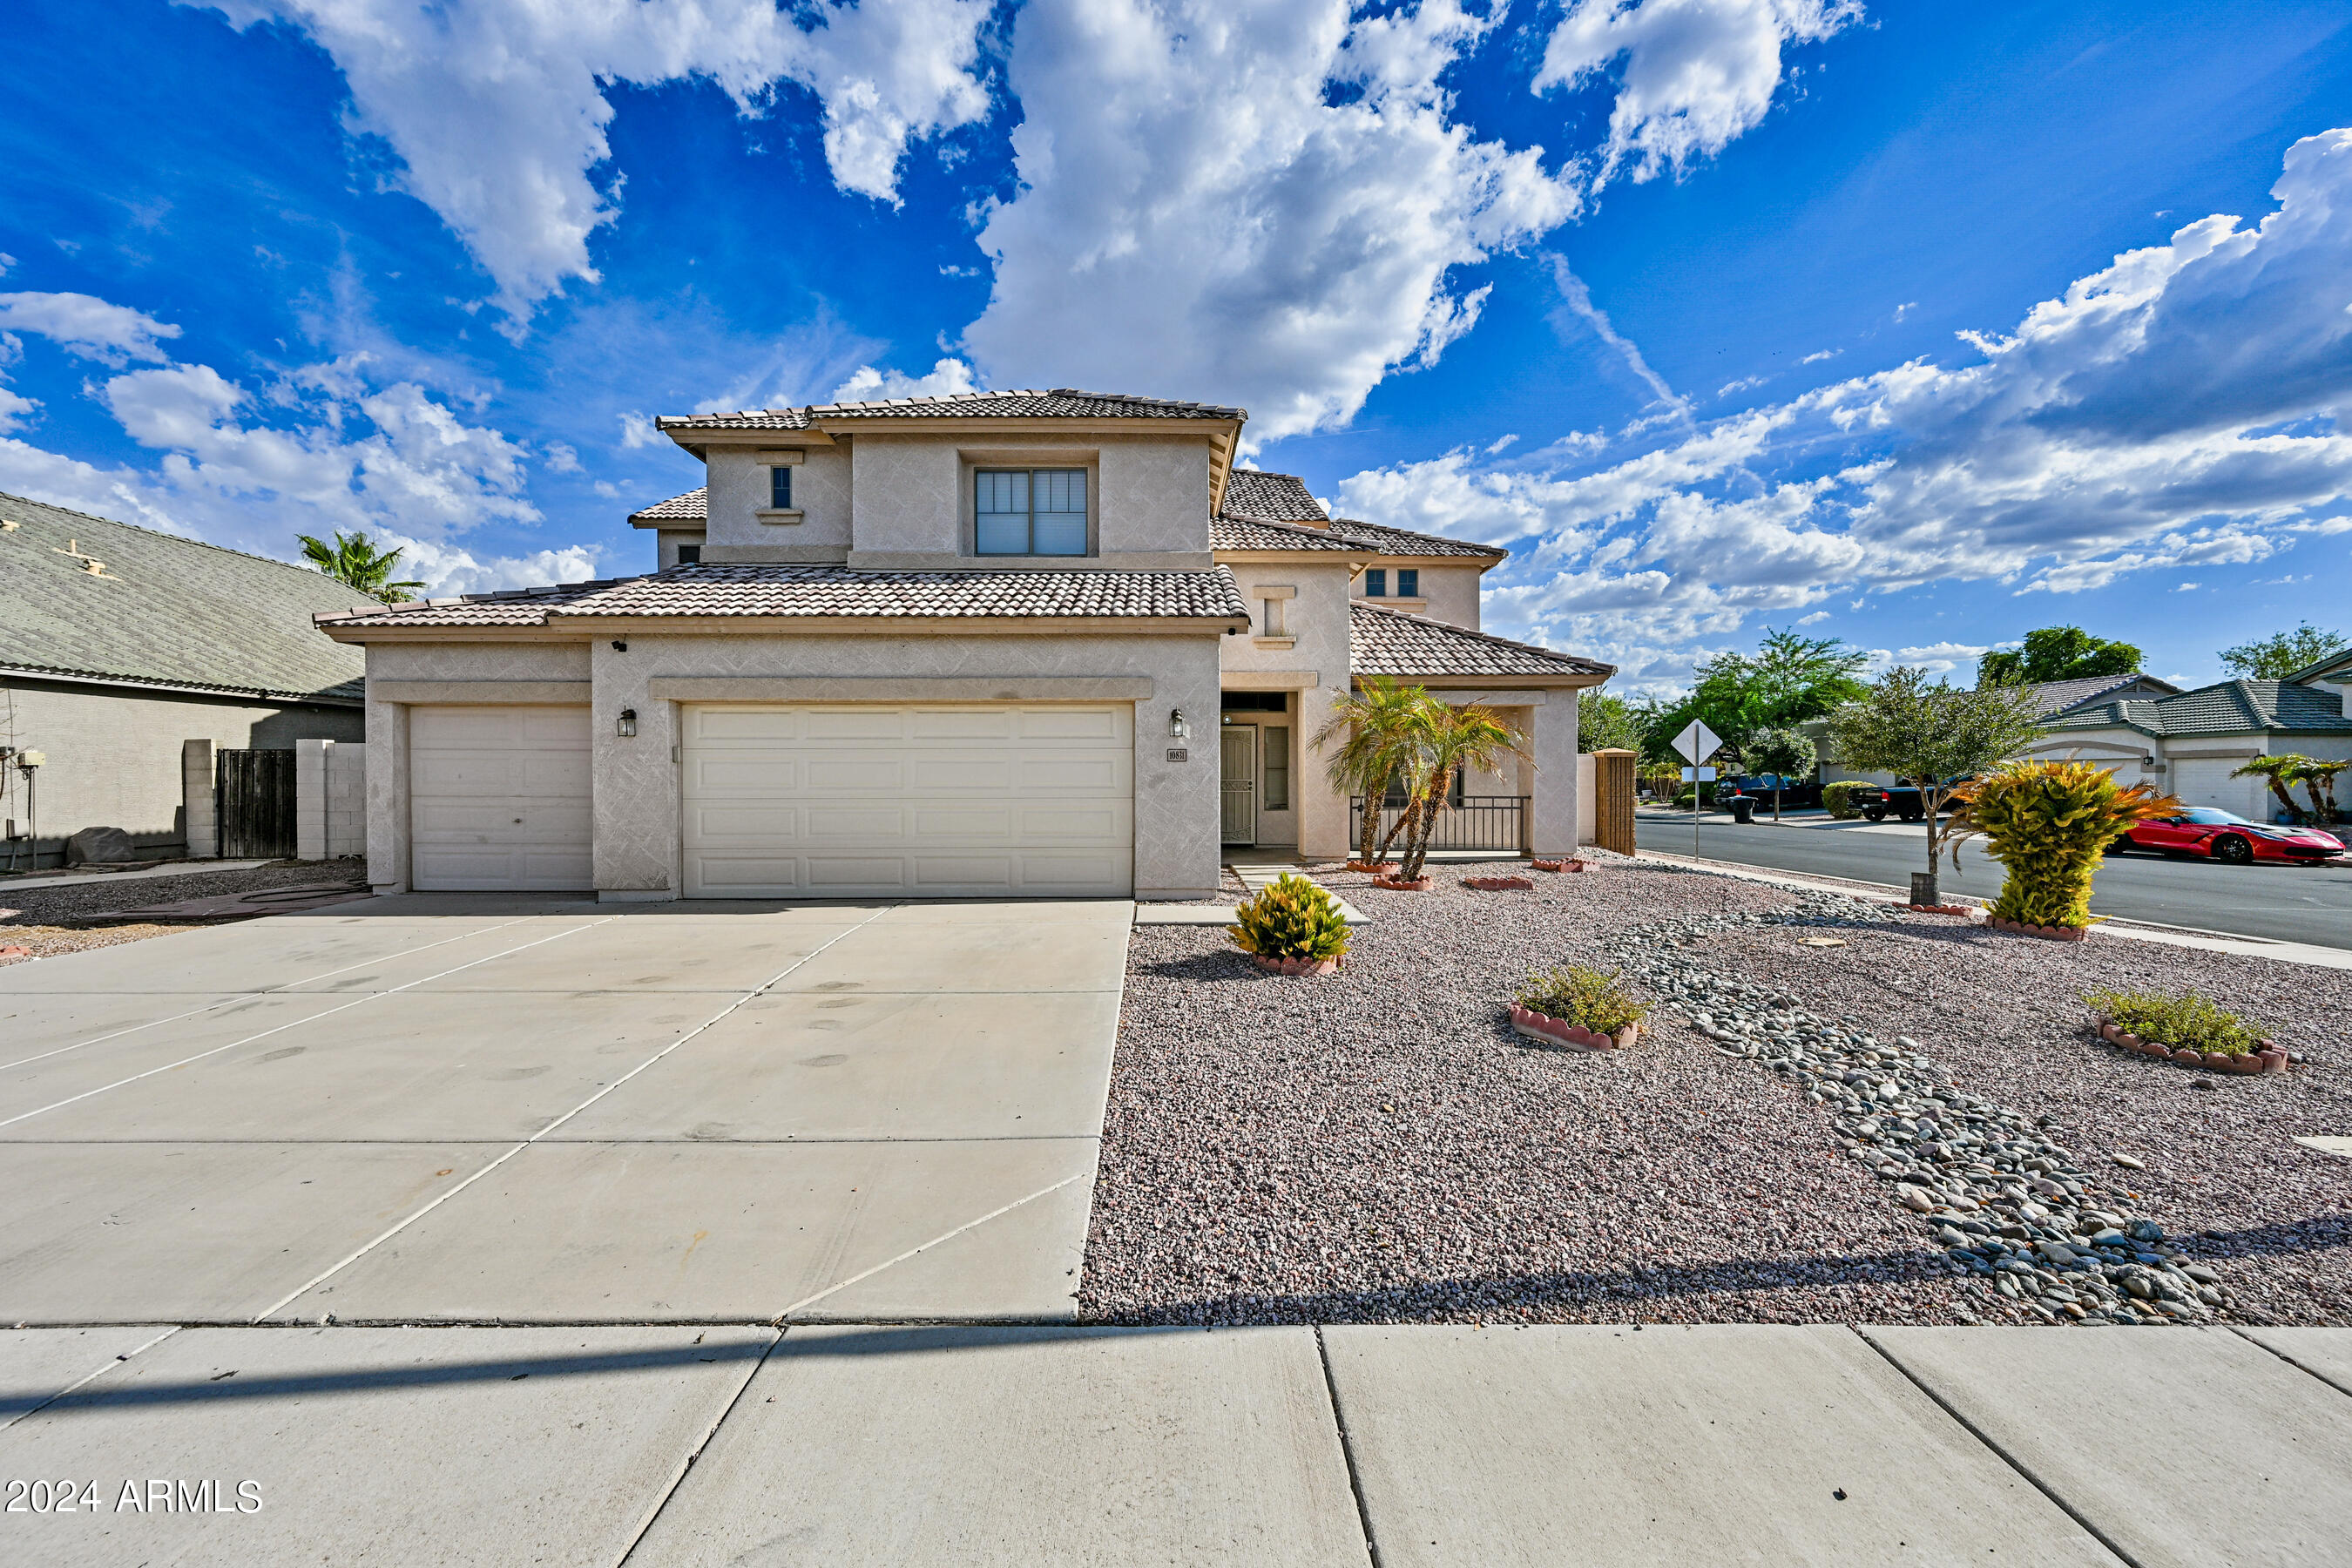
[1220,726,1257,845]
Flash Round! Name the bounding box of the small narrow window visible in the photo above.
[1364,569,1388,597]
[1263,727,1290,811]
[977,468,1088,555]
[769,466,793,510]
[676,543,702,565]
[1397,568,1419,598]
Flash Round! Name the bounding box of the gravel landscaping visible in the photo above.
[1083,857,2352,1328]
[0,859,366,968]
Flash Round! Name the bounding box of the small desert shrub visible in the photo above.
[2085,987,2269,1056]
[1967,760,2176,929]
[1514,965,1649,1034]
[1228,874,1350,964]
[1821,781,1867,820]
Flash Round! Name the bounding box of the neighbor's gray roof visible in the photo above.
[1348,600,1612,682]
[316,564,1251,629]
[1214,469,1506,560]
[0,490,366,703]
[2044,678,2351,739]
[2285,642,2352,684]
[2018,672,2182,720]
[1220,469,1326,522]
[629,487,707,524]
[659,389,1246,432]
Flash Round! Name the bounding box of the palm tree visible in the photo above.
[299,531,424,604]
[2286,756,2346,823]
[1312,679,1437,866]
[2231,756,2309,823]
[1395,704,1529,882]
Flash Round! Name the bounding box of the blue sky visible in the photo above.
[2,0,2348,693]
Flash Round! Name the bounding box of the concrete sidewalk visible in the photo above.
[3,1322,2345,1565]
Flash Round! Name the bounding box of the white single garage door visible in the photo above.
[409,706,593,890]
[681,704,1133,898]
[2169,756,2267,820]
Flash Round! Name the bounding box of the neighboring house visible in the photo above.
[318,389,1611,901]
[1813,672,2184,790]
[2035,674,2352,821]
[0,491,368,867]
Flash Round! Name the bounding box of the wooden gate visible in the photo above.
[216,748,295,859]
[1592,747,1637,855]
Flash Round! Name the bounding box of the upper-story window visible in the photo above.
[977,469,1088,556]
[768,465,793,510]
[1364,568,1388,597]
[1396,568,1419,598]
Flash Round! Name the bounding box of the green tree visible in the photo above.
[1395,705,1528,882]
[1642,629,1869,767]
[2218,622,2348,679]
[1577,690,1643,754]
[299,531,424,604]
[2232,756,2309,823]
[1828,668,2044,905]
[1977,626,2143,686]
[1314,679,1439,867]
[1743,727,1816,821]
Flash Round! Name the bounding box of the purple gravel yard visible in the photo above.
[1083,858,2352,1328]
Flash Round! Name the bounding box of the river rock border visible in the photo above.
[2093,1016,2286,1075]
[1598,888,2230,1327]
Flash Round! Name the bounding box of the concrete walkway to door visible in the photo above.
[0,892,1130,1325]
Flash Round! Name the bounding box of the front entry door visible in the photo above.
[1220,726,1257,845]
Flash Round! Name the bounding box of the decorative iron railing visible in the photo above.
[1349,795,1530,854]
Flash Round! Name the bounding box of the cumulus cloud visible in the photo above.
[199,0,993,320]
[828,357,978,403]
[0,291,182,363]
[1536,0,1862,188]
[1336,128,2352,667]
[961,0,1580,441]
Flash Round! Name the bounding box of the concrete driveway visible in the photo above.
[0,893,1131,1325]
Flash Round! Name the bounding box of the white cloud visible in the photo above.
[1337,128,2352,659]
[1550,255,1688,418]
[617,410,658,449]
[201,0,993,321]
[2174,581,2200,591]
[961,0,1581,442]
[382,534,604,596]
[1535,0,1862,188]
[1794,609,1829,624]
[543,442,581,473]
[0,291,182,363]
[1893,640,1990,673]
[828,357,978,402]
[1799,347,1839,364]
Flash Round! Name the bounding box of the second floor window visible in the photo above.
[1364,568,1388,596]
[1396,568,1419,598]
[768,466,793,510]
[977,469,1088,555]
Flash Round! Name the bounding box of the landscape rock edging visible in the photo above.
[1507,1004,1639,1051]
[2093,1016,2285,1075]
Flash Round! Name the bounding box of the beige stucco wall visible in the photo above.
[1355,562,1484,631]
[1221,560,1354,856]
[587,631,1224,899]
[0,677,361,866]
[706,446,851,558]
[841,433,1214,564]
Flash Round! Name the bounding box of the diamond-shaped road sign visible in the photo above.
[1672,719,1721,765]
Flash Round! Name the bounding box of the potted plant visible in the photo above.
[1508,965,1649,1051]
[2084,987,2287,1074]
[1228,873,1351,976]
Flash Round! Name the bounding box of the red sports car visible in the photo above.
[2115,808,2346,864]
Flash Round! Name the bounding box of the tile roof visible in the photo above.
[2017,672,2181,720]
[1348,600,1612,683]
[1328,516,1508,560]
[1213,470,1506,560]
[0,490,366,703]
[316,564,1251,629]
[628,487,707,524]
[2044,679,2351,739]
[1220,469,1327,522]
[659,389,1246,431]
[1209,515,1363,552]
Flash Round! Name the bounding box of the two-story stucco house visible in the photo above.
[318,389,1611,902]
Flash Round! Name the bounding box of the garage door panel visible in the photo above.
[682,702,1133,899]
[409,706,594,893]
[2171,759,2264,819]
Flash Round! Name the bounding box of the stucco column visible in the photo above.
[1295,682,1352,860]
[591,639,678,900]
[294,738,330,861]
[180,738,216,859]
[1528,692,1580,859]
[364,697,409,893]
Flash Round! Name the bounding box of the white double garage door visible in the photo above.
[409,703,1135,897]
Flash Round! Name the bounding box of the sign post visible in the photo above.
[1672,720,1721,862]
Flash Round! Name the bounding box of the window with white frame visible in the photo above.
[976,469,1088,555]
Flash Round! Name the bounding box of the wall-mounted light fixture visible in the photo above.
[616,709,638,739]
[1170,708,1190,740]
[611,639,628,652]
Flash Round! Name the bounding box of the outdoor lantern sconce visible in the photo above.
[1170,708,1190,740]
[616,709,638,739]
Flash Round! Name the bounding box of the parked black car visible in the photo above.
[1720,774,1823,811]
[1847,781,1967,821]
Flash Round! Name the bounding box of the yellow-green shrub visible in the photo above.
[1821,781,1867,820]
[1228,874,1351,963]
[1965,760,2178,929]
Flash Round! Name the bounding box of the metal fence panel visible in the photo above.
[1350,795,1528,853]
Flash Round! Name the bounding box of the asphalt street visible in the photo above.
[1639,808,2352,950]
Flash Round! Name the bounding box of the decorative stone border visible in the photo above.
[1904,902,1972,916]
[1251,953,1340,977]
[1531,858,1591,874]
[2093,1016,2286,1075]
[1463,875,1535,892]
[1988,916,2089,942]
[1371,875,1430,891]
[1341,860,1391,874]
[1509,1004,1640,1051]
